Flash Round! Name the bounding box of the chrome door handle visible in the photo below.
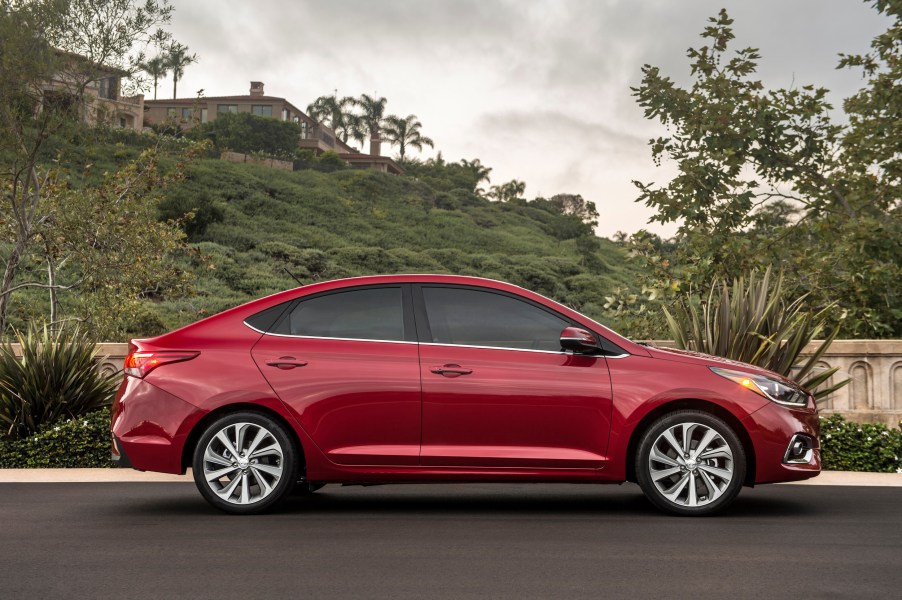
[265,357,308,370]
[431,364,473,376]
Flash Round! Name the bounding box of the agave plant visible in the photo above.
[0,324,119,440]
[662,267,850,400]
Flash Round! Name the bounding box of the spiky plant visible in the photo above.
[0,324,119,440]
[662,267,850,400]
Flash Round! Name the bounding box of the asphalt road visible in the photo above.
[1,482,900,599]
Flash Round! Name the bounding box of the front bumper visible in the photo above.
[744,400,821,484]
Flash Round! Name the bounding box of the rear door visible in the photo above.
[251,285,421,466]
[415,285,614,469]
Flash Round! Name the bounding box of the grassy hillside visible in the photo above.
[146,157,638,335]
[10,129,640,338]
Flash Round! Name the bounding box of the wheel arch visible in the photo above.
[624,399,757,487]
[180,402,306,475]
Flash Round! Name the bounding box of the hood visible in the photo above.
[644,345,800,385]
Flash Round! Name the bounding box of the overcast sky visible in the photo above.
[161,1,890,237]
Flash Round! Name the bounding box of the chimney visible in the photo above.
[369,130,381,156]
[249,81,264,96]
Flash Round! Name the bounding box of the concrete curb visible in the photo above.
[0,469,900,486]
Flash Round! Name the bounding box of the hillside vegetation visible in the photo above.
[142,157,636,336]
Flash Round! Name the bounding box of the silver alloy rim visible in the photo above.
[648,422,734,508]
[202,422,284,505]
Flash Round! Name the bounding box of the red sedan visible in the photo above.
[112,275,820,515]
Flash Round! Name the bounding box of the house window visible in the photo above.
[201,108,208,123]
[252,105,272,117]
[281,108,289,121]
[98,77,118,100]
[217,104,238,114]
[166,107,178,117]
[181,107,193,119]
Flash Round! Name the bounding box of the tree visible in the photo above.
[139,54,168,100]
[306,93,363,145]
[459,158,492,193]
[488,180,526,202]
[0,0,178,332]
[190,111,301,158]
[547,193,599,227]
[382,114,434,159]
[629,4,902,338]
[166,42,196,99]
[356,93,388,146]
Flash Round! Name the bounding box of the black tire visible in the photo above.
[635,409,746,517]
[192,411,300,515]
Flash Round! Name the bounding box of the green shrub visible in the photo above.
[0,325,119,440]
[820,414,902,473]
[0,407,112,468]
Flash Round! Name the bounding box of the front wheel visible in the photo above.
[636,410,746,516]
[192,412,299,514]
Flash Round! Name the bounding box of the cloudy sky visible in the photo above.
[161,1,890,237]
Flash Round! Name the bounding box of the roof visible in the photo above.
[144,95,296,104]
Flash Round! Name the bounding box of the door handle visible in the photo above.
[265,357,308,370]
[430,364,473,377]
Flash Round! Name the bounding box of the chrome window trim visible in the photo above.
[245,321,632,357]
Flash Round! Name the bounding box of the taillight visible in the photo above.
[124,350,199,378]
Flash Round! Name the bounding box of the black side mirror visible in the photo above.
[560,326,598,354]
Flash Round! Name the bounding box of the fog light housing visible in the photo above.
[783,434,814,464]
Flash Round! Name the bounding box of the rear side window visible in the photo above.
[285,287,404,341]
[422,287,569,351]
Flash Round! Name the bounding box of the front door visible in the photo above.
[252,286,421,466]
[415,285,613,469]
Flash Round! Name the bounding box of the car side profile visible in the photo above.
[111,275,820,516]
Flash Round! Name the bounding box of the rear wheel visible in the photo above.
[192,412,299,514]
[636,410,746,516]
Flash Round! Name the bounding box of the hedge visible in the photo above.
[1,408,900,473]
[819,414,902,473]
[0,407,112,468]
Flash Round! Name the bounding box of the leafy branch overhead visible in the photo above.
[625,2,902,339]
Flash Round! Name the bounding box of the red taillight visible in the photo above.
[123,350,199,378]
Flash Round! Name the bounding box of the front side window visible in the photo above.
[181,107,193,119]
[166,107,178,117]
[252,104,272,117]
[286,287,404,341]
[422,287,569,351]
[217,104,238,114]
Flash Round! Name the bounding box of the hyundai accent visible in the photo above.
[111,275,820,515]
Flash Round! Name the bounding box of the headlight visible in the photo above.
[710,367,808,407]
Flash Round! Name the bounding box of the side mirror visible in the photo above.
[560,326,598,354]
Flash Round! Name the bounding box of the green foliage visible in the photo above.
[0,407,112,468]
[630,5,902,338]
[0,324,118,441]
[189,111,301,159]
[663,267,849,399]
[103,155,637,335]
[383,114,434,159]
[820,414,902,473]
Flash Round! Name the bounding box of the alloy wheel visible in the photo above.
[201,422,285,505]
[647,421,734,508]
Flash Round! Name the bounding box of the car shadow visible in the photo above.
[114,482,816,520]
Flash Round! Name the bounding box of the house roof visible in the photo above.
[144,95,297,104]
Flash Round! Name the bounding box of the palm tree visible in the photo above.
[139,55,168,100]
[166,43,196,99]
[460,158,492,189]
[489,179,526,202]
[382,114,434,159]
[356,93,388,146]
[306,94,362,145]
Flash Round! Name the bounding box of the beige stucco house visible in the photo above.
[144,82,403,174]
[40,51,144,130]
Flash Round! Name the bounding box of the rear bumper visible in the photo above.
[745,401,821,484]
[111,375,203,474]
